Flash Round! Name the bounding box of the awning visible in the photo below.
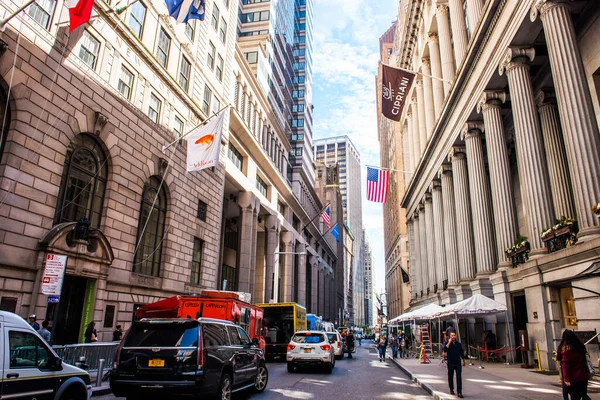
[389,303,444,324]
[433,294,507,319]
[543,261,600,297]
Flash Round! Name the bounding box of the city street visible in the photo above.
[96,345,431,400]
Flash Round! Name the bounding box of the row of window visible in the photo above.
[240,11,270,23]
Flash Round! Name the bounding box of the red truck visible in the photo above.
[136,290,265,350]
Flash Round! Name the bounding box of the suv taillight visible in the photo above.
[114,339,123,369]
[287,344,295,351]
[320,344,331,351]
[337,341,342,348]
[198,328,206,369]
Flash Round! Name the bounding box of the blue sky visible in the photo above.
[311,1,399,296]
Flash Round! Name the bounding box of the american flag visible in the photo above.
[321,205,331,228]
[366,166,389,203]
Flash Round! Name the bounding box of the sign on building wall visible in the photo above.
[41,254,67,296]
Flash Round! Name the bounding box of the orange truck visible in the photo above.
[136,290,265,350]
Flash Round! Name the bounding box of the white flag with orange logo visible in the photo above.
[187,110,226,172]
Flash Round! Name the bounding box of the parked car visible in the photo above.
[286,331,335,373]
[110,317,268,399]
[325,331,344,360]
[1,310,92,400]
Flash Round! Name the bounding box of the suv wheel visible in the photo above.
[325,360,334,374]
[218,373,232,400]
[253,363,268,392]
[287,362,295,373]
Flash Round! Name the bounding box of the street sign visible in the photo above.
[41,254,67,296]
[47,296,60,303]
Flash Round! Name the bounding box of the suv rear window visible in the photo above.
[326,333,338,341]
[124,323,199,347]
[292,333,325,344]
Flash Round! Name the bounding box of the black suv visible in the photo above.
[110,318,268,399]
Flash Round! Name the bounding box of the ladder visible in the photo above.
[420,323,433,363]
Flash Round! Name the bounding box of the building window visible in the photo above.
[156,28,171,68]
[292,90,304,98]
[256,176,267,197]
[148,93,161,123]
[190,238,203,285]
[213,96,221,115]
[292,119,304,128]
[197,199,208,221]
[174,115,184,141]
[103,305,115,328]
[241,11,269,22]
[128,1,147,38]
[207,41,216,70]
[294,147,303,156]
[245,51,258,64]
[27,0,56,30]
[219,18,227,43]
[178,56,191,91]
[117,65,134,100]
[292,104,305,113]
[228,142,243,169]
[216,55,224,81]
[133,176,167,277]
[55,134,108,229]
[185,20,195,41]
[221,264,236,290]
[0,297,18,313]
[293,75,306,84]
[78,31,101,69]
[202,85,212,115]
[211,4,220,31]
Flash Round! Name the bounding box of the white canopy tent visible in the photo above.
[389,303,445,324]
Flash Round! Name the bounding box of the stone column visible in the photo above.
[249,203,260,295]
[408,219,418,299]
[237,192,258,295]
[450,147,476,281]
[311,259,318,313]
[410,101,421,166]
[427,33,445,116]
[413,213,423,297]
[416,78,427,154]
[296,242,307,306]
[432,179,447,288]
[436,4,456,95]
[478,91,519,268]
[449,0,469,67]
[500,48,555,254]
[281,232,294,302]
[425,194,436,294]
[402,121,412,175]
[422,58,436,138]
[264,214,280,302]
[466,0,484,35]
[536,91,576,221]
[418,203,429,295]
[464,123,497,275]
[440,165,460,285]
[532,0,600,238]
[319,265,325,316]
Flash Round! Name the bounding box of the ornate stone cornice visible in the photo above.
[498,47,535,75]
[477,91,507,113]
[530,0,570,22]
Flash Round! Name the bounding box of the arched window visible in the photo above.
[55,134,108,229]
[0,86,10,161]
[133,176,167,277]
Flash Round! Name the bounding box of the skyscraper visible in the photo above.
[314,136,364,325]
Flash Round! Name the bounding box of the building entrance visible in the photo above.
[512,292,529,364]
[46,275,87,345]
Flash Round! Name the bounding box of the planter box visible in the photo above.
[541,224,578,253]
[506,245,529,268]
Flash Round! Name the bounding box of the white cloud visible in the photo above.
[311,0,399,302]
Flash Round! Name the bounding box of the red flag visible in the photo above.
[381,64,415,121]
[67,0,95,32]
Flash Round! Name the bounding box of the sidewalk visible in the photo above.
[390,355,600,400]
[88,371,112,397]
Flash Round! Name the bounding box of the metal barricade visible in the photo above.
[53,342,119,372]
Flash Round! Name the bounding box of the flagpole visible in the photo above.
[0,0,36,31]
[107,0,139,15]
[381,61,452,84]
[162,104,232,153]
[302,202,330,232]
[366,164,413,174]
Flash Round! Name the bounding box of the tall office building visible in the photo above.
[314,136,364,325]
[363,229,374,326]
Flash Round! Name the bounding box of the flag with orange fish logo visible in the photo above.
[187,109,226,172]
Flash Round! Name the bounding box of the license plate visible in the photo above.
[304,348,312,353]
[148,359,165,367]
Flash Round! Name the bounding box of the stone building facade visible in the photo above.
[387,0,600,368]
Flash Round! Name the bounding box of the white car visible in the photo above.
[286,331,335,373]
[326,331,344,359]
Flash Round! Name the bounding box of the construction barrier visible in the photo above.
[53,342,119,372]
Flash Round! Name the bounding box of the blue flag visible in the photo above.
[164,0,205,24]
[331,224,339,243]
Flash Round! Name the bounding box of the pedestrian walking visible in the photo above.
[558,329,590,400]
[400,334,407,359]
[28,314,40,331]
[39,320,51,343]
[84,321,98,343]
[113,325,123,341]
[390,333,398,359]
[442,331,467,398]
[346,330,355,359]
[377,334,388,362]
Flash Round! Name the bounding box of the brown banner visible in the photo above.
[381,64,415,121]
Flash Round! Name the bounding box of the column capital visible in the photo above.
[431,178,442,191]
[422,57,431,68]
[535,89,557,108]
[449,146,467,161]
[265,214,280,231]
[437,4,450,15]
[440,163,453,177]
[530,0,570,22]
[499,47,536,75]
[415,77,423,87]
[461,122,484,140]
[418,201,426,211]
[477,91,508,113]
[424,192,432,203]
[427,32,439,43]
[238,191,258,210]
[281,231,293,244]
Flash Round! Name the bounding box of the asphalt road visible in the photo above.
[96,344,432,400]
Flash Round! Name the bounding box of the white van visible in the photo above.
[0,311,92,400]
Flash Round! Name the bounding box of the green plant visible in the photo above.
[505,235,529,255]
